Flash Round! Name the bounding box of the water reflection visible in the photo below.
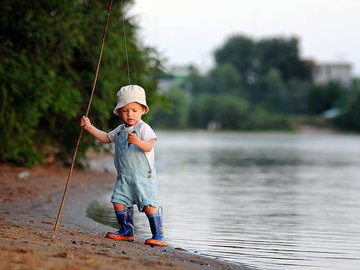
[87,132,360,270]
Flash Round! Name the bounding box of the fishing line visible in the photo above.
[120,0,131,84]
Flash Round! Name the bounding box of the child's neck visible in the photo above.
[125,120,140,128]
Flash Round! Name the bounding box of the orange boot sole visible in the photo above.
[145,239,166,246]
[106,232,134,241]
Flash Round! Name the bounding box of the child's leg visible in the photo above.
[106,203,134,241]
[143,205,158,215]
[113,202,126,212]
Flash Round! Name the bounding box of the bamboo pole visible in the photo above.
[54,0,114,231]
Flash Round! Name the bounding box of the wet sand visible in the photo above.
[0,162,248,270]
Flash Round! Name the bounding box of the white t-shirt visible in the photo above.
[107,120,157,169]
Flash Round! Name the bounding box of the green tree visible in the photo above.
[187,65,209,96]
[190,94,250,130]
[257,37,312,81]
[278,78,310,114]
[256,68,286,111]
[206,63,244,96]
[214,35,256,86]
[151,87,189,129]
[0,0,162,165]
[213,34,312,109]
[214,35,311,87]
[334,79,360,131]
[189,94,216,129]
[213,95,250,129]
[307,82,344,114]
[249,106,292,130]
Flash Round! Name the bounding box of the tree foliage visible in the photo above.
[256,37,311,81]
[214,36,256,86]
[180,34,355,131]
[333,80,360,131]
[0,0,162,165]
[206,64,244,96]
[307,82,345,114]
[214,35,312,87]
[151,87,189,129]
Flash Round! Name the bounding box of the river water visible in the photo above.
[87,131,360,270]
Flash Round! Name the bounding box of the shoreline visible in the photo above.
[0,162,248,270]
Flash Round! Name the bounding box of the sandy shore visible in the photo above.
[0,161,248,270]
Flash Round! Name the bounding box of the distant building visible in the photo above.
[311,61,352,87]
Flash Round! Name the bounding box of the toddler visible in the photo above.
[80,85,165,246]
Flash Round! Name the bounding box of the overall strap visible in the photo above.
[134,121,144,134]
[118,124,125,135]
[117,121,143,135]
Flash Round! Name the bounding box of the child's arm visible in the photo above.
[127,131,155,152]
[80,116,111,143]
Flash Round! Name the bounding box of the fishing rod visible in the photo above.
[54,0,114,231]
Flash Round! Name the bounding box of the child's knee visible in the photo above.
[143,205,158,215]
[113,203,126,212]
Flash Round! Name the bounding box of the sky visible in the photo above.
[129,0,360,75]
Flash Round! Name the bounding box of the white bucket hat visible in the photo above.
[113,85,149,115]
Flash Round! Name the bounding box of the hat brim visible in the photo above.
[113,98,149,116]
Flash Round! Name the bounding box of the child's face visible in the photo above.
[119,102,146,127]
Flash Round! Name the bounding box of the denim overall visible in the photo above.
[111,122,158,212]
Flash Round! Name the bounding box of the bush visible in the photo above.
[249,106,293,130]
[0,0,161,165]
[151,87,189,129]
[307,82,344,114]
[189,94,250,130]
[334,84,360,131]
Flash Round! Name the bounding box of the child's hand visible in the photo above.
[127,131,140,146]
[80,116,92,130]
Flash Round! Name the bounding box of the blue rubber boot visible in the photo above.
[106,207,134,241]
[145,209,166,246]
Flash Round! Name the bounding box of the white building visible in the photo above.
[312,61,352,87]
